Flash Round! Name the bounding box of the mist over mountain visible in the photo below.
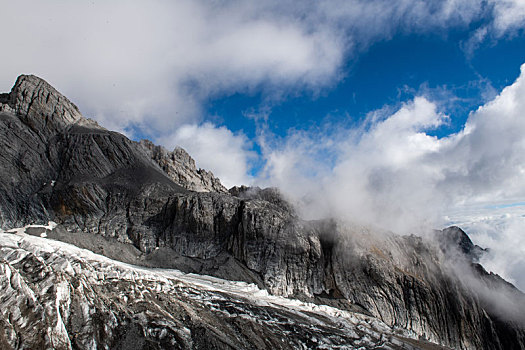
[0,75,524,349]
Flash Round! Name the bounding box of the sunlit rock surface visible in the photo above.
[1,75,525,349]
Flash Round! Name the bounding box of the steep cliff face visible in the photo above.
[1,228,451,350]
[1,75,524,350]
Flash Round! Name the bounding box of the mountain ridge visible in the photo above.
[0,74,524,349]
[1,226,455,350]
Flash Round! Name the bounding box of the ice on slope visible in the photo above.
[0,224,439,350]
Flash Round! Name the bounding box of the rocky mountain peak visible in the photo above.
[0,75,225,199]
[139,139,228,193]
[0,74,83,134]
[439,225,486,261]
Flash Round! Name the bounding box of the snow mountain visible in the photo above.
[0,75,524,349]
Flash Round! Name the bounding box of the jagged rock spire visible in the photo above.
[140,139,228,193]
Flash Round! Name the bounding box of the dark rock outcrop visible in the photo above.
[1,75,524,350]
[437,226,486,261]
[0,75,187,229]
[3,74,83,134]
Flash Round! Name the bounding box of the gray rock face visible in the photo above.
[3,75,82,134]
[1,74,525,350]
[139,139,227,193]
[0,75,213,229]
[1,230,447,350]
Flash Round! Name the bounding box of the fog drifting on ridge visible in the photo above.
[258,67,525,291]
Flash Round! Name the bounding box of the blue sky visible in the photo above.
[201,26,525,186]
[208,30,525,151]
[2,0,525,289]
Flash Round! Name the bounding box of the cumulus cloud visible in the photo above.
[259,97,449,233]
[255,63,525,288]
[443,64,525,203]
[492,0,525,35]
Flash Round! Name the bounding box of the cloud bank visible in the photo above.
[2,0,525,140]
[261,64,525,230]
[257,64,525,290]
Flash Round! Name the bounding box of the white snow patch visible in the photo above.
[9,221,58,237]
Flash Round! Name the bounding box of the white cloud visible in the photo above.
[318,0,485,44]
[158,123,255,189]
[492,0,525,35]
[0,0,344,139]
[442,63,525,203]
[462,0,525,54]
[259,97,449,233]
[2,0,525,140]
[255,63,525,289]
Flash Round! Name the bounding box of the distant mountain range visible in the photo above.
[1,75,524,349]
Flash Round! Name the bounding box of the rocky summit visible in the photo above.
[1,75,524,350]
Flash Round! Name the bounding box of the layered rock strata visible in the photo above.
[1,228,453,350]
